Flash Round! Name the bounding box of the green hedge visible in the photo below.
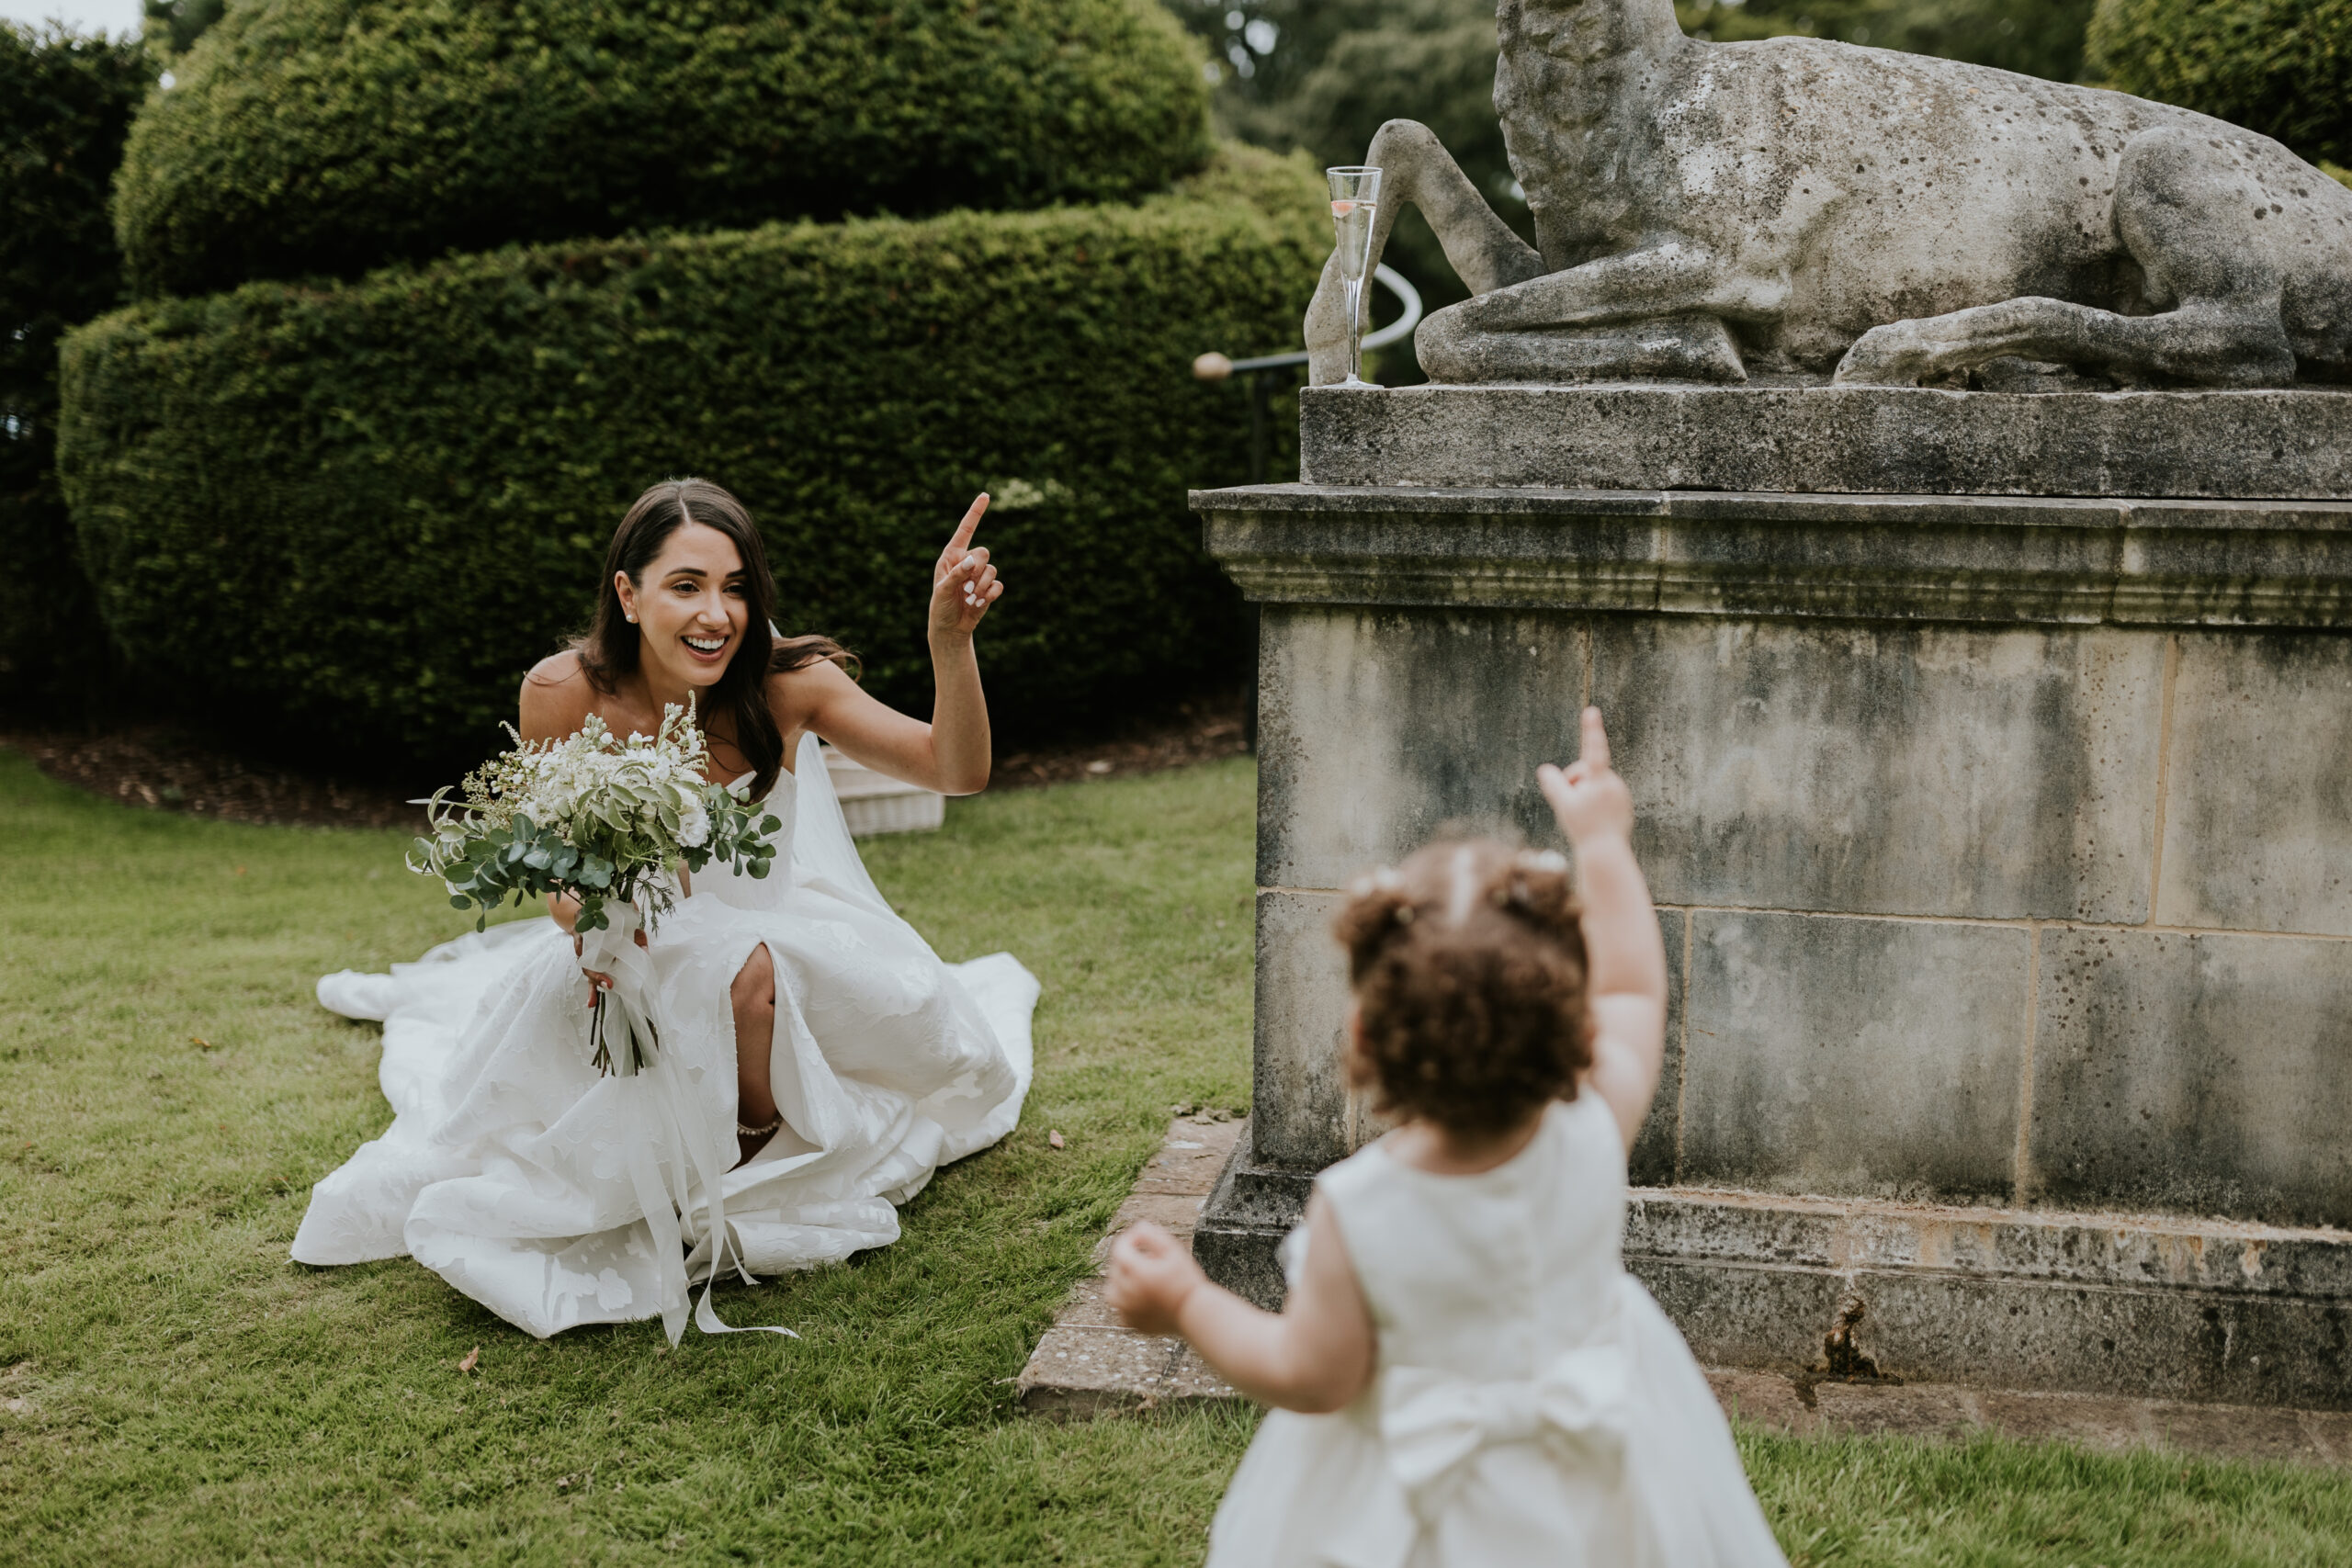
[1,23,153,716]
[2086,0,2352,168]
[1675,0,2098,82]
[115,0,1216,299]
[61,151,1322,767]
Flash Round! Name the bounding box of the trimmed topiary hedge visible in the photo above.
[115,0,1216,299]
[61,152,1322,767]
[2086,0,2352,168]
[1,23,153,716]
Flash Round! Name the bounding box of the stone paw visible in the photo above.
[1833,321,1939,387]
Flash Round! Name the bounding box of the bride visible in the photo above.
[290,478,1037,1342]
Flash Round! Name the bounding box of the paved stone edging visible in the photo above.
[1015,1115,1240,1417]
[1021,1118,2352,1467]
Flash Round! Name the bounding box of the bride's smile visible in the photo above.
[611,523,752,695]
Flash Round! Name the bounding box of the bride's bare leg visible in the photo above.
[731,944,780,1167]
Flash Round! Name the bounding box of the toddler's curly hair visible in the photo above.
[1333,838,1590,1139]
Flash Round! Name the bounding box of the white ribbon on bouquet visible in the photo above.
[579,894,797,1345]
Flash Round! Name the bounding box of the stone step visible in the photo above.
[1193,1125,2352,1410]
[1019,1117,2352,1466]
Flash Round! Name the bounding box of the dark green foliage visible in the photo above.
[0,23,153,716]
[115,0,1216,299]
[141,0,228,59]
[60,154,1323,769]
[1678,0,2097,82]
[2086,0,2352,167]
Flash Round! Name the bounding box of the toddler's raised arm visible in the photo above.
[1538,706,1668,1154]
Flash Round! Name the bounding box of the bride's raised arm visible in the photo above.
[786,493,1001,796]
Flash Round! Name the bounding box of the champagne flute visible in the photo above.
[1327,165,1383,387]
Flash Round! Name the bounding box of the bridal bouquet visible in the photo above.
[407,701,783,1074]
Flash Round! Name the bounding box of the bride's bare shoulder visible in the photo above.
[519,650,596,739]
[763,655,855,727]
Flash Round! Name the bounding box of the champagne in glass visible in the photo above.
[1327,165,1383,387]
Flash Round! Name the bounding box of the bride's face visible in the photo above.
[616,522,752,691]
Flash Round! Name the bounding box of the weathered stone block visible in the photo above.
[1298,384,2352,500]
[1681,912,2030,1201]
[2029,930,2352,1226]
[1625,1190,2352,1407]
[1249,890,1351,1168]
[1630,909,1686,1188]
[2155,634,2352,936]
[1593,618,2165,920]
[2116,502,2352,627]
[1257,604,1586,891]
[1625,1188,2352,1301]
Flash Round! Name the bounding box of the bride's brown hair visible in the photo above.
[1334,838,1592,1138]
[573,478,855,800]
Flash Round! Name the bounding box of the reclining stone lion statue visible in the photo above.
[1307,0,2352,389]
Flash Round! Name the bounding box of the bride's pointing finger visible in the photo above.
[944,493,989,558]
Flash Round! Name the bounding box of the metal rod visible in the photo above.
[1249,374,1272,487]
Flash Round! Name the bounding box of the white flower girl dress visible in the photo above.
[290,732,1036,1341]
[1207,1090,1787,1568]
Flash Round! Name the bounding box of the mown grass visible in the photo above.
[2,748,2347,1566]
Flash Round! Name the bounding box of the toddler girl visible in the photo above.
[1107,708,1787,1567]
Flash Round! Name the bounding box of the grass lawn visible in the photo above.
[3,748,2349,1565]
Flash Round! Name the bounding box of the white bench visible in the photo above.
[820,744,944,837]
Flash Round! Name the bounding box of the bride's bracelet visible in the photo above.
[738,1114,783,1137]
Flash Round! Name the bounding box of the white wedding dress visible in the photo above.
[290,732,1037,1342]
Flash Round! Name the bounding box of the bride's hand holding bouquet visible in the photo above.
[407,700,784,1074]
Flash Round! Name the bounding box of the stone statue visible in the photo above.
[1306,0,2352,389]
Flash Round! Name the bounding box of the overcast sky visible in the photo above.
[1,0,146,38]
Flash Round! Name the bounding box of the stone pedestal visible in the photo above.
[1191,382,2352,1409]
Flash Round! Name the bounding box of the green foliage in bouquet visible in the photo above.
[410,706,782,938]
[112,0,1215,299]
[409,702,783,1074]
[2086,0,2352,169]
[0,23,153,716]
[58,150,1324,768]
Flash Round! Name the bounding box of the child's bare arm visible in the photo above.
[1104,1196,1374,1414]
[1538,707,1668,1152]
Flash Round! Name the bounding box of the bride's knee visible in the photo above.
[730,944,776,1018]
